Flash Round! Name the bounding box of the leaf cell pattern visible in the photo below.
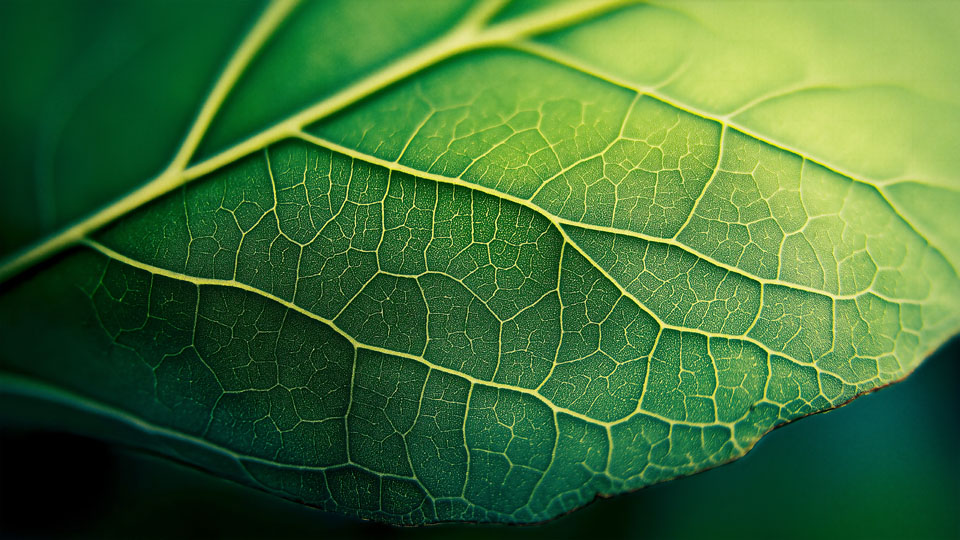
[0,0,957,526]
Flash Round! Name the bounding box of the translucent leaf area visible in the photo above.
[1,0,958,525]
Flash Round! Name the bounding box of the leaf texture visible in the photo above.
[1,0,958,525]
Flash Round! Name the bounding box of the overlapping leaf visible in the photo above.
[1,0,958,525]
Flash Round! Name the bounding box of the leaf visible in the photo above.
[1,0,958,526]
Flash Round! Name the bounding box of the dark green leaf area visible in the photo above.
[0,118,933,522]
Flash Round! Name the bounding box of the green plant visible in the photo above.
[1,0,958,526]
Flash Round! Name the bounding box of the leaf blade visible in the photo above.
[1,0,958,526]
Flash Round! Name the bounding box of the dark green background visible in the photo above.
[2,338,956,539]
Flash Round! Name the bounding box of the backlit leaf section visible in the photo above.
[1,0,958,526]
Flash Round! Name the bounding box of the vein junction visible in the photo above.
[57,121,934,520]
[0,0,957,525]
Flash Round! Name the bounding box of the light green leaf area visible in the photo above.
[1,0,958,526]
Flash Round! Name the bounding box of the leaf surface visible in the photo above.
[1,0,958,525]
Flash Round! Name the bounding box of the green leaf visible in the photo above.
[1,0,958,525]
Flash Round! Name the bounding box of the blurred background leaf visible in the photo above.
[2,338,955,539]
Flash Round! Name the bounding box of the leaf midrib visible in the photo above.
[296,131,909,305]
[0,0,929,424]
[0,0,623,282]
[0,0,941,289]
[77,122,885,433]
[0,1,956,526]
[85,236,771,433]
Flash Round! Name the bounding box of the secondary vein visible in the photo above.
[0,0,627,284]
